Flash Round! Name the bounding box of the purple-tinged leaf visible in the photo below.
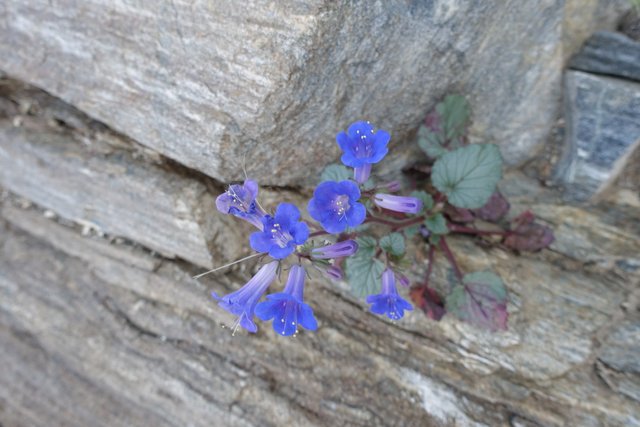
[472,191,510,222]
[424,111,441,133]
[444,205,475,223]
[445,271,508,331]
[410,286,446,321]
[504,211,555,252]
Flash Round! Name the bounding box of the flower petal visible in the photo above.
[346,202,366,228]
[275,202,300,223]
[298,303,318,331]
[292,222,310,245]
[254,299,280,321]
[336,131,352,152]
[249,231,272,253]
[370,130,390,163]
[269,244,295,260]
[347,121,374,139]
[244,179,259,199]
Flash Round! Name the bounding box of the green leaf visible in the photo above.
[437,95,471,141]
[417,125,447,158]
[380,232,405,256]
[431,144,503,209]
[403,224,421,238]
[320,164,352,183]
[410,190,434,212]
[345,237,385,297]
[424,213,449,235]
[445,271,508,331]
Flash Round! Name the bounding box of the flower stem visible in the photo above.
[439,237,463,283]
[448,223,509,236]
[310,230,330,238]
[364,215,425,231]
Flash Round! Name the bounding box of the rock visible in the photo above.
[563,0,633,62]
[2,200,640,426]
[555,71,640,201]
[597,317,640,402]
[1,1,569,184]
[570,31,640,82]
[0,120,246,268]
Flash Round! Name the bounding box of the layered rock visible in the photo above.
[1,0,569,184]
[1,174,639,426]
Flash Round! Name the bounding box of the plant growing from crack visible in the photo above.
[197,95,554,335]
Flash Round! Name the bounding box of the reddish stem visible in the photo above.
[365,215,426,232]
[310,230,330,238]
[448,224,509,236]
[439,237,463,282]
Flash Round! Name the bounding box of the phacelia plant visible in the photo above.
[198,95,554,335]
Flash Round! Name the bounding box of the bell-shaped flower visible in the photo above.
[336,121,390,183]
[366,268,413,320]
[373,193,423,214]
[255,265,318,336]
[311,240,359,259]
[212,260,279,333]
[216,179,266,229]
[250,203,309,259]
[308,180,366,234]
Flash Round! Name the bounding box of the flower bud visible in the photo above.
[373,193,423,214]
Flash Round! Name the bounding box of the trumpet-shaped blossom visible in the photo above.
[336,121,390,183]
[323,265,343,281]
[212,261,279,333]
[255,265,318,336]
[311,240,359,259]
[308,180,366,234]
[216,179,266,229]
[366,268,413,320]
[374,193,423,214]
[250,203,309,259]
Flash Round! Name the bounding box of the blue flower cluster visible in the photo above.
[211,121,417,336]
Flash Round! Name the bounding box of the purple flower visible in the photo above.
[308,181,366,234]
[212,261,279,333]
[336,121,390,183]
[373,193,422,214]
[384,181,402,192]
[366,268,413,320]
[255,265,318,336]
[323,265,343,281]
[216,179,266,229]
[398,274,410,288]
[311,240,359,259]
[250,203,309,259]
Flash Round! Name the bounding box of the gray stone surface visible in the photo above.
[555,71,640,200]
[0,119,243,268]
[570,31,640,82]
[563,0,633,62]
[597,317,640,402]
[1,0,566,184]
[2,176,640,426]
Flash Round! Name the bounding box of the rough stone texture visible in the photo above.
[0,119,242,268]
[1,172,640,426]
[555,70,640,201]
[563,0,632,62]
[597,317,640,402]
[1,0,567,184]
[570,31,640,82]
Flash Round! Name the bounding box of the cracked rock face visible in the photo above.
[1,0,568,184]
